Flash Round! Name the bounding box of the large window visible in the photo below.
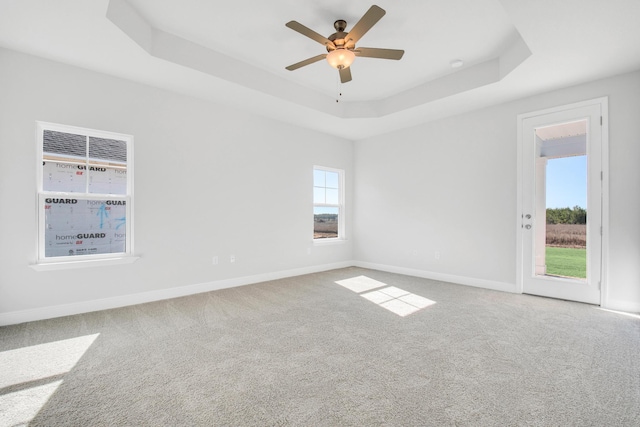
[313,166,344,240]
[36,122,133,264]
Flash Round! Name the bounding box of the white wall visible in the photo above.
[0,48,354,323]
[1,47,638,325]
[354,71,640,312]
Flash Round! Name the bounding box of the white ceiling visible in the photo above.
[1,0,639,140]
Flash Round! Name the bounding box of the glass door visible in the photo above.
[520,103,603,304]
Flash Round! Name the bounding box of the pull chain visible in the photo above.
[336,73,343,103]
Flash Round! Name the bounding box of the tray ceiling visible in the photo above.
[0,0,639,139]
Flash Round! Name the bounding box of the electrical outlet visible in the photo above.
[230,255,235,263]
[212,256,218,265]
[435,251,441,260]
[307,247,311,255]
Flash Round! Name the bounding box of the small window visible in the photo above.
[313,166,344,240]
[37,122,133,263]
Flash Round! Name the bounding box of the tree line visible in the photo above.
[546,206,586,224]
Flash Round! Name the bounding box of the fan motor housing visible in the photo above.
[327,19,349,51]
[333,19,347,32]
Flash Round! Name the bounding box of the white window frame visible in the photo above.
[33,122,137,270]
[313,165,345,243]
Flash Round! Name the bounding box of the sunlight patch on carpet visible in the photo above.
[0,380,63,426]
[335,275,388,293]
[0,333,99,425]
[362,287,436,317]
[336,276,436,317]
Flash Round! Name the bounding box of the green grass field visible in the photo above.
[545,246,586,279]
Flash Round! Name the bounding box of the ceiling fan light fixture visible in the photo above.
[285,5,403,83]
[326,49,355,69]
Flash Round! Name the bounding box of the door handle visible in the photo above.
[525,224,532,229]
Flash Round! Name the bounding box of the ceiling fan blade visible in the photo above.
[286,21,336,49]
[345,5,385,47]
[354,47,404,60]
[285,54,327,71]
[339,66,352,83]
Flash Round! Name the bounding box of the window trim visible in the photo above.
[34,121,136,268]
[313,165,345,242]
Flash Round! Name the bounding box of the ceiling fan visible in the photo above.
[285,5,404,83]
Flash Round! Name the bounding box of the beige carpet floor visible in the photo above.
[1,267,639,426]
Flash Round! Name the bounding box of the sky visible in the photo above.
[546,155,587,209]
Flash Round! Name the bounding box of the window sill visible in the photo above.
[313,238,347,246]
[29,256,140,271]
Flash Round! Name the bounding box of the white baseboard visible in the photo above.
[0,261,354,326]
[353,261,517,294]
[602,299,640,314]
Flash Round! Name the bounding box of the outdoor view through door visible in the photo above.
[537,120,587,280]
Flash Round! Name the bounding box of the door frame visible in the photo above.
[516,97,609,306]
